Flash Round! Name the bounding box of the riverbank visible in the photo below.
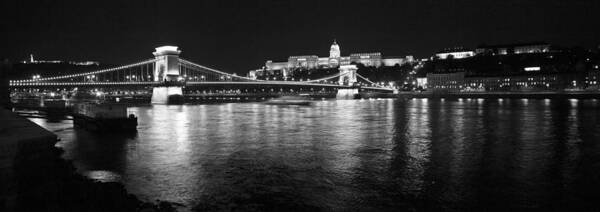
[360,91,600,99]
[0,109,177,212]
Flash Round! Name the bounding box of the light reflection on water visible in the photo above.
[29,99,600,211]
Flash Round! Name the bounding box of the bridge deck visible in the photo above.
[9,81,393,92]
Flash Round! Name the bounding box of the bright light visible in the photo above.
[524,67,541,72]
[153,46,180,56]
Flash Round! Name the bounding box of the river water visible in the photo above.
[30,98,600,211]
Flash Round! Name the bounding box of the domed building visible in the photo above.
[329,40,341,67]
[261,39,411,75]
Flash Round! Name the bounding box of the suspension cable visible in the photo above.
[179,58,261,81]
[304,71,350,83]
[17,58,159,82]
[356,73,377,86]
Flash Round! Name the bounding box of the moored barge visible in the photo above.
[73,103,137,132]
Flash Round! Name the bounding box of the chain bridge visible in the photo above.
[9,46,393,104]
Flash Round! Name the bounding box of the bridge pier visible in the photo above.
[151,87,183,104]
[336,88,359,99]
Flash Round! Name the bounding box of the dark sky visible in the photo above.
[2,0,600,74]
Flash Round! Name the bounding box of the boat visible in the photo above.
[264,94,312,106]
[73,103,137,132]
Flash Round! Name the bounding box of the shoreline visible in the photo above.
[362,91,600,99]
[0,109,178,212]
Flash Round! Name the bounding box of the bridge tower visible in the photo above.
[151,46,183,104]
[338,65,357,86]
[337,65,359,99]
[153,46,181,82]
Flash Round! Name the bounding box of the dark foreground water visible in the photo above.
[31,99,600,211]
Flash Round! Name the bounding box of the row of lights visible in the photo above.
[180,59,257,81]
[9,81,159,86]
[11,59,157,83]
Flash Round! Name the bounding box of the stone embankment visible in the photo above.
[0,109,177,212]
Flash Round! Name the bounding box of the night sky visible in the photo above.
[2,0,600,74]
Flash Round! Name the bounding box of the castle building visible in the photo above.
[263,40,411,72]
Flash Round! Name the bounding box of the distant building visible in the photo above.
[288,55,320,69]
[435,48,475,59]
[425,46,595,92]
[381,58,403,66]
[264,40,411,72]
[10,54,102,80]
[247,70,258,79]
[475,42,551,55]
[426,72,465,92]
[21,54,99,66]
[350,53,382,67]
[265,60,287,71]
[588,68,600,90]
[416,77,428,89]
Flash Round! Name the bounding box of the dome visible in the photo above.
[330,40,339,50]
[329,39,341,58]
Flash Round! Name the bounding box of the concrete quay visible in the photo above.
[0,109,57,211]
[0,109,177,211]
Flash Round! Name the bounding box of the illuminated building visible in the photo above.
[435,48,475,59]
[288,55,320,69]
[475,42,551,55]
[350,53,382,67]
[247,70,258,80]
[264,40,411,72]
[425,45,597,92]
[588,68,600,90]
[416,77,428,89]
[265,60,287,71]
[426,72,465,92]
[328,40,342,67]
[427,72,587,92]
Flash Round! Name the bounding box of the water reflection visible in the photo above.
[30,99,600,210]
